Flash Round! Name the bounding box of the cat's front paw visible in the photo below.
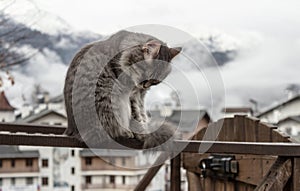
[123,130,135,139]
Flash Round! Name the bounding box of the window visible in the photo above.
[11,178,15,185]
[42,159,48,167]
[71,150,75,157]
[0,159,2,168]
[109,157,115,164]
[42,177,48,186]
[85,176,91,184]
[26,177,33,185]
[122,176,126,185]
[54,122,62,125]
[11,159,15,167]
[26,159,33,167]
[122,157,126,166]
[71,185,75,191]
[85,157,92,165]
[0,178,2,186]
[109,176,115,184]
[71,167,75,175]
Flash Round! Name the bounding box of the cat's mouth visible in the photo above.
[140,79,161,89]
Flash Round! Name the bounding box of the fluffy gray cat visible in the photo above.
[64,30,181,149]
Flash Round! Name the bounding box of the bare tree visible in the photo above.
[0,0,41,86]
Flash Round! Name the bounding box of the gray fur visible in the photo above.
[64,30,181,149]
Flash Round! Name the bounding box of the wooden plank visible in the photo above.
[262,158,275,177]
[179,140,300,156]
[0,122,66,134]
[224,118,234,141]
[202,122,218,141]
[254,157,292,191]
[271,129,290,142]
[235,155,264,186]
[204,177,213,191]
[171,154,181,191]
[186,172,202,191]
[292,157,300,191]
[216,119,226,141]
[244,117,259,142]
[3,133,300,156]
[257,122,272,142]
[234,115,246,141]
[183,154,208,174]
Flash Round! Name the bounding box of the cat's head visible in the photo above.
[119,39,181,89]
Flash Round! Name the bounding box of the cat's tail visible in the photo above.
[139,120,178,151]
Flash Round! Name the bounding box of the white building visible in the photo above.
[257,94,300,136]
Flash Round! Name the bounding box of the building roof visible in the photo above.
[278,115,300,124]
[257,95,300,117]
[0,146,39,159]
[0,91,15,111]
[19,109,66,123]
[222,107,252,113]
[49,94,64,103]
[80,149,138,157]
[148,109,210,132]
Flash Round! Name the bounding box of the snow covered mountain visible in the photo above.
[0,0,238,109]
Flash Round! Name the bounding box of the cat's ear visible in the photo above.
[169,47,182,60]
[143,40,161,60]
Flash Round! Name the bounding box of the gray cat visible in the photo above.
[64,30,181,149]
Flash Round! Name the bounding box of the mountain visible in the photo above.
[0,0,238,108]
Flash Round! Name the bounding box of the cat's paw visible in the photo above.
[123,130,135,139]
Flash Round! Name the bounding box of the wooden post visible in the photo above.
[171,154,181,191]
[292,157,300,191]
[254,157,292,191]
[186,171,202,191]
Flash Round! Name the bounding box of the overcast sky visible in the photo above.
[33,0,300,38]
[4,0,300,116]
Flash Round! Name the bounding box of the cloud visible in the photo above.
[5,46,67,108]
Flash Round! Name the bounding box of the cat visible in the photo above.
[64,30,181,150]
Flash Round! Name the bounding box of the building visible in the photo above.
[257,95,300,124]
[148,108,210,139]
[80,149,147,191]
[0,92,211,191]
[17,109,71,191]
[0,91,15,122]
[277,116,300,136]
[221,107,253,118]
[0,146,40,191]
[257,94,300,136]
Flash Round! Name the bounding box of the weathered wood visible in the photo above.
[223,118,235,141]
[234,115,246,141]
[244,117,259,142]
[186,172,202,191]
[3,132,300,156]
[0,122,66,134]
[257,122,272,142]
[171,154,181,191]
[235,155,265,186]
[271,129,290,142]
[254,157,292,191]
[292,157,300,191]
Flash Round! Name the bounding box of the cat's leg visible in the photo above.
[129,89,148,141]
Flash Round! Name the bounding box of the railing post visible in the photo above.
[171,153,181,191]
[292,157,300,191]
